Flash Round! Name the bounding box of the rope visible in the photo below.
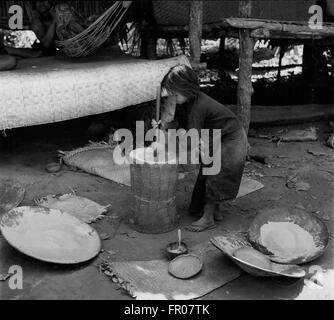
[134,195,176,204]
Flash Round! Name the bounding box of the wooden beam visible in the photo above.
[250,28,324,39]
[188,1,203,69]
[252,64,302,72]
[236,1,254,134]
[159,24,334,41]
[224,17,334,37]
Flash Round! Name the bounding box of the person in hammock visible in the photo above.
[5,1,90,59]
[0,34,17,71]
[41,1,124,54]
[4,1,57,58]
[155,64,248,232]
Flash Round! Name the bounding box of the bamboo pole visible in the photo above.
[189,1,203,69]
[236,0,255,134]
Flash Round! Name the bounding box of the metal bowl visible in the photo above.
[168,254,203,279]
[166,242,188,260]
[248,207,329,264]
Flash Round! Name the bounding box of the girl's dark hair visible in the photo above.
[161,64,200,100]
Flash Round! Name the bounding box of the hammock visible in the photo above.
[55,1,130,57]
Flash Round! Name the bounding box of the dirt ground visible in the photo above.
[0,119,333,300]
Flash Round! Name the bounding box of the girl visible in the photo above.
[159,64,248,232]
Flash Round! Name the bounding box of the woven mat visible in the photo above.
[61,143,264,196]
[60,142,132,186]
[35,193,110,224]
[0,54,190,130]
[102,241,241,300]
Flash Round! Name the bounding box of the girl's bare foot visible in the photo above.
[186,203,216,232]
[185,215,216,232]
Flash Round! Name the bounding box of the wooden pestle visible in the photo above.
[154,85,161,159]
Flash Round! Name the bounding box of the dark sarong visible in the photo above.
[189,127,248,212]
[185,92,247,211]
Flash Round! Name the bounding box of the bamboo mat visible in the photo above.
[102,240,242,300]
[0,53,190,130]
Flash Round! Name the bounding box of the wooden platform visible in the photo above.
[0,52,189,131]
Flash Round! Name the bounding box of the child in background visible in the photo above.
[0,31,16,71]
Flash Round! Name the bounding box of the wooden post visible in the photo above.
[139,0,157,59]
[189,1,203,69]
[218,36,225,74]
[277,45,287,83]
[140,26,157,59]
[302,44,315,102]
[236,0,254,134]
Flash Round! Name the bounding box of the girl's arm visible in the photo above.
[160,95,177,130]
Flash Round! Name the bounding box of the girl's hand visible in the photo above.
[151,119,161,129]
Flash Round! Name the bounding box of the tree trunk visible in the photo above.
[236,0,254,134]
[189,1,203,69]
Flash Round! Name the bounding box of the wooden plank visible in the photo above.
[227,104,334,126]
[224,17,334,37]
